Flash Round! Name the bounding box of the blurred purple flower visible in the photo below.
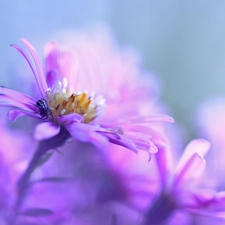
[196,98,225,188]
[0,119,34,223]
[192,98,225,224]
[142,138,225,224]
[101,137,224,224]
[0,29,173,154]
[68,129,225,224]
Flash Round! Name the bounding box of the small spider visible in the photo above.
[36,99,52,120]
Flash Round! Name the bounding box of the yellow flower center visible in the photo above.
[46,78,104,124]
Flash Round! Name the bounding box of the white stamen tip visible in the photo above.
[57,82,62,88]
[60,109,66,115]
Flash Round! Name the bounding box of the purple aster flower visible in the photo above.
[0,31,173,154]
[0,29,174,224]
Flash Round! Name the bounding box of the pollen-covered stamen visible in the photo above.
[46,78,104,124]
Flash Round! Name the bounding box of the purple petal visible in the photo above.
[175,139,210,174]
[102,123,168,148]
[20,38,48,95]
[173,139,210,188]
[125,131,158,153]
[46,70,58,87]
[8,109,40,121]
[34,122,60,140]
[136,114,174,123]
[64,122,108,149]
[155,147,171,187]
[11,44,45,97]
[44,42,73,82]
[104,114,174,125]
[44,42,59,73]
[97,130,138,153]
[173,153,206,189]
[57,113,84,124]
[0,87,36,110]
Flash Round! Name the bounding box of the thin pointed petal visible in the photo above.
[20,38,48,95]
[8,109,40,121]
[0,87,37,114]
[175,139,210,174]
[174,153,206,188]
[108,114,174,125]
[155,146,171,186]
[97,130,138,153]
[0,87,34,101]
[11,44,45,97]
[125,131,158,153]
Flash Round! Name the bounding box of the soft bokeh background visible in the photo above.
[1,0,225,143]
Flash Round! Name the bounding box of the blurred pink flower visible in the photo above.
[0,28,173,154]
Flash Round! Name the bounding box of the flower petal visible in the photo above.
[125,131,158,153]
[98,130,138,153]
[102,114,174,125]
[44,41,73,83]
[155,146,171,187]
[46,70,58,88]
[11,43,46,97]
[64,122,108,149]
[173,153,206,189]
[8,109,40,121]
[0,87,36,111]
[34,122,60,140]
[175,139,210,174]
[20,38,48,96]
[172,139,210,188]
[57,113,84,124]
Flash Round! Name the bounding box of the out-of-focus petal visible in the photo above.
[118,124,169,148]
[34,122,60,140]
[155,147,171,187]
[44,41,73,81]
[124,131,157,153]
[46,70,58,88]
[103,115,174,125]
[197,99,225,188]
[173,153,206,188]
[175,139,210,175]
